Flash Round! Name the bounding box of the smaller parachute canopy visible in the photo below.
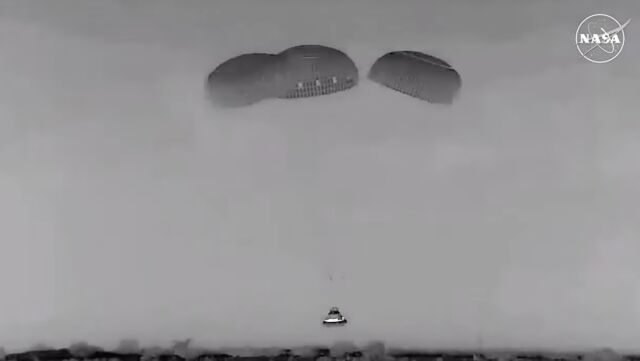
[206,53,281,107]
[368,50,461,104]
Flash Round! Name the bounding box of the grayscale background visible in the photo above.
[1,0,639,353]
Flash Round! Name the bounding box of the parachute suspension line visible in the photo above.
[307,191,340,301]
[326,252,338,296]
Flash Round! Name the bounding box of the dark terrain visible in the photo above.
[1,344,633,361]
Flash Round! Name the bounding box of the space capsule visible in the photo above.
[322,306,348,326]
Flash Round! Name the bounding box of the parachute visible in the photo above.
[206,45,358,107]
[206,53,281,107]
[276,45,358,99]
[368,50,461,104]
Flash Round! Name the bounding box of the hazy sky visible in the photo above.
[1,0,640,353]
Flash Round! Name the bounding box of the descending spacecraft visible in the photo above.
[322,306,348,326]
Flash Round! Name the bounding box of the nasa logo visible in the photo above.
[576,13,630,63]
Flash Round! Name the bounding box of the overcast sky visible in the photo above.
[1,0,640,353]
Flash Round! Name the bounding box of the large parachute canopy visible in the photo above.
[207,45,358,107]
[368,50,461,104]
